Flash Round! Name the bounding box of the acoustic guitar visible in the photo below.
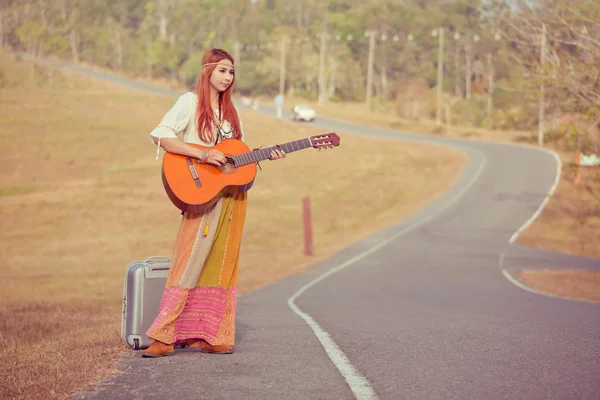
[161,132,340,211]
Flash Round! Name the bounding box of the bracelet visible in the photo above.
[195,149,208,164]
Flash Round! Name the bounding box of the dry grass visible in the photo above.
[0,302,125,400]
[516,156,600,259]
[0,53,465,399]
[517,270,600,303]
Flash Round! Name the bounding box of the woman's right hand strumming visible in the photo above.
[205,149,227,166]
[153,137,227,166]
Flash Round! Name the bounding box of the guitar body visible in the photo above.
[162,139,257,211]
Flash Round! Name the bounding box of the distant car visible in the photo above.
[291,104,316,122]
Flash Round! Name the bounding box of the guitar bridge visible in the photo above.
[186,158,202,188]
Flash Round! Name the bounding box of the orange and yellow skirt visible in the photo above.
[146,192,247,346]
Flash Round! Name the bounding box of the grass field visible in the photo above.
[0,53,467,399]
[517,269,600,303]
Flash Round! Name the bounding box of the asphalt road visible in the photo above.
[39,59,600,400]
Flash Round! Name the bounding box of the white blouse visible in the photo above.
[149,92,244,158]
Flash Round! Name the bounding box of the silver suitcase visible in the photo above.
[121,256,171,350]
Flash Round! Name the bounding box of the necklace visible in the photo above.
[213,109,233,144]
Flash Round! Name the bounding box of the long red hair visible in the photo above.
[195,48,242,143]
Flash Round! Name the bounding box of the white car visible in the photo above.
[291,104,316,122]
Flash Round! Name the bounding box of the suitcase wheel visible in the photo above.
[133,338,140,350]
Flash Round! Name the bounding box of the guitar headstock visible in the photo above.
[310,132,340,150]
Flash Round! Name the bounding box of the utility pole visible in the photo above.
[538,23,547,146]
[486,53,494,129]
[233,40,240,88]
[0,9,3,50]
[455,35,461,97]
[465,43,472,99]
[435,28,444,128]
[318,32,327,105]
[365,31,376,112]
[157,0,168,40]
[279,36,287,98]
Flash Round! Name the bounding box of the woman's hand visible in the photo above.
[205,149,227,166]
[269,145,286,160]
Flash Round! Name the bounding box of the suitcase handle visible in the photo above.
[143,256,171,270]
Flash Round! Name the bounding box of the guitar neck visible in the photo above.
[232,138,313,166]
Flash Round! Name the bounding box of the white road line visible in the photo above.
[288,150,487,400]
[501,269,564,298]
[508,148,562,244]
[501,269,598,304]
[498,148,566,296]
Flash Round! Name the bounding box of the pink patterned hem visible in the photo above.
[146,286,234,345]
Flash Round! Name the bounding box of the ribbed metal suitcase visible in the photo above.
[121,256,171,350]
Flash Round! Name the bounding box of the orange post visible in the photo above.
[574,150,581,185]
[302,196,313,256]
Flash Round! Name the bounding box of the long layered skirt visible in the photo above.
[146,192,247,346]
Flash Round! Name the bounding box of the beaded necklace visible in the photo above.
[213,108,233,144]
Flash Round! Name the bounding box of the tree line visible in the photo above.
[1,0,598,147]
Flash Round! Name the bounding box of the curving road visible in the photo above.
[41,58,600,400]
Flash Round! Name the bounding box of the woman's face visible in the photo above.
[209,58,235,93]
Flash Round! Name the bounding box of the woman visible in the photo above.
[143,48,285,358]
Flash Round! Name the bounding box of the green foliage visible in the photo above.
[450,96,488,127]
[123,39,150,77]
[15,21,45,53]
[180,50,204,86]
[44,35,70,56]
[80,26,112,67]
[4,0,597,133]
[395,77,433,120]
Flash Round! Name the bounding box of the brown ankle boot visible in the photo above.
[200,342,233,354]
[142,340,175,358]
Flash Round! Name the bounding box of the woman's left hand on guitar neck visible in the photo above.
[253,144,286,160]
[269,145,286,160]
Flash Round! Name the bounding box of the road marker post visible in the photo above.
[574,150,581,185]
[302,196,313,256]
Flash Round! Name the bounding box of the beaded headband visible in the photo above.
[202,62,235,69]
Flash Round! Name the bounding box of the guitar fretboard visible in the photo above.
[232,138,313,166]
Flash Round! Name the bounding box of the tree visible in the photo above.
[488,1,599,129]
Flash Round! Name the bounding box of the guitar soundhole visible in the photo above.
[219,162,234,173]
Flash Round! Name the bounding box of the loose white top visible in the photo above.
[149,92,244,152]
